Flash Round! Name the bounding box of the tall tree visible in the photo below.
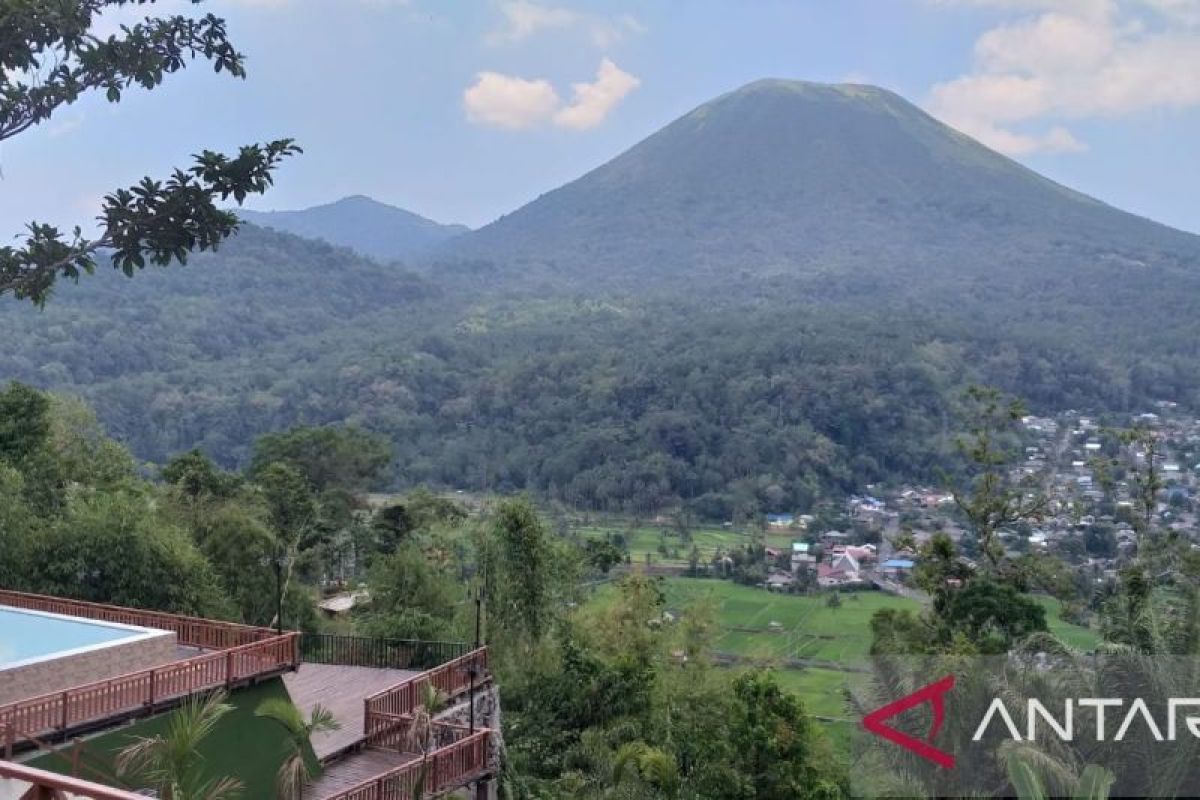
[948,385,1047,571]
[0,382,51,464]
[1,0,299,305]
[478,499,557,644]
[1118,426,1163,545]
[249,426,391,494]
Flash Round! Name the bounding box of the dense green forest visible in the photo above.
[7,82,1200,518]
[4,378,1194,798]
[0,218,1186,517]
[0,381,850,798]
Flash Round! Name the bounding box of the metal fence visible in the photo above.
[299,633,469,671]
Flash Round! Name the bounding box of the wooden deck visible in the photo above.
[304,748,415,798]
[284,663,418,761]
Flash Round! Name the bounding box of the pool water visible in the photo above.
[0,605,140,666]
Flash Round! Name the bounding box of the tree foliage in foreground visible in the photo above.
[1,0,298,304]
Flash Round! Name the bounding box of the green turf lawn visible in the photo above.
[28,678,317,798]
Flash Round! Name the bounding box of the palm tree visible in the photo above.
[611,742,681,798]
[255,698,340,800]
[403,682,448,757]
[116,690,242,800]
[1003,744,1113,800]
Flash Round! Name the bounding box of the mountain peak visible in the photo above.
[333,194,381,205]
[438,77,1198,292]
[729,77,887,95]
[239,197,468,262]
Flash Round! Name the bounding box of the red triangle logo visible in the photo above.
[862,674,956,769]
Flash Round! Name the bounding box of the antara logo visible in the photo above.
[972,697,1200,742]
[862,674,956,769]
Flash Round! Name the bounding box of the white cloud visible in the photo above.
[588,13,648,47]
[486,0,577,44]
[928,0,1111,13]
[48,115,85,138]
[553,58,640,130]
[486,1,646,47]
[1144,0,1200,23]
[929,0,1200,154]
[462,59,640,131]
[225,0,412,8]
[463,72,562,130]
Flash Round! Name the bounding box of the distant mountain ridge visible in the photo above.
[435,79,1200,297]
[239,195,468,262]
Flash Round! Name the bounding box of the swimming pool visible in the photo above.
[0,606,143,667]
[0,605,178,705]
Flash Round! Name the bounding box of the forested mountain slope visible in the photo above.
[3,79,1199,516]
[441,79,1200,291]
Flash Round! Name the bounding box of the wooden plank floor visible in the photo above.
[284,663,418,761]
[304,747,415,798]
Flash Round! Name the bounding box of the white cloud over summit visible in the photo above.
[485,1,645,47]
[463,58,640,131]
[929,0,1200,154]
[553,58,642,129]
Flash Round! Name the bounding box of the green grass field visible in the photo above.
[659,578,918,663]
[589,576,1102,737]
[575,522,797,566]
[738,665,859,753]
[765,666,852,719]
[1036,595,1101,651]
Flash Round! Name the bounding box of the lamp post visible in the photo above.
[260,551,292,636]
[469,586,486,733]
[474,586,485,649]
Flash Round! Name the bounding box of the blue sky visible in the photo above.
[2,0,1199,234]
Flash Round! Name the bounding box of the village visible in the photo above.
[746,402,1200,601]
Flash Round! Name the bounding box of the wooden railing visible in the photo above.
[301,633,468,672]
[1,721,130,788]
[0,760,145,800]
[364,648,489,724]
[0,589,276,650]
[320,729,491,800]
[364,713,475,752]
[0,633,299,743]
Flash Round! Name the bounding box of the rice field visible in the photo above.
[574,522,797,566]
[658,578,918,663]
[588,576,1101,740]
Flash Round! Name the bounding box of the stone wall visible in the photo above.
[0,630,177,706]
[436,682,504,800]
